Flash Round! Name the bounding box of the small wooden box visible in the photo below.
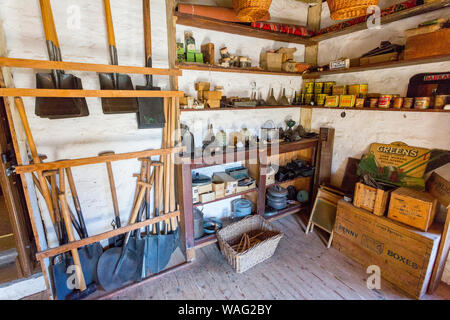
[405,29,450,60]
[204,91,222,100]
[353,182,392,216]
[236,181,256,193]
[213,172,237,195]
[388,188,438,231]
[195,82,210,91]
[360,52,399,66]
[207,99,221,109]
[212,182,225,192]
[201,43,215,65]
[260,52,283,72]
[334,200,442,299]
[200,191,215,203]
[197,183,212,195]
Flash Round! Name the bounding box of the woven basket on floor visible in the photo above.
[327,0,379,20]
[217,215,283,273]
[233,0,273,22]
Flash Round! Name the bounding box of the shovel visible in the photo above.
[99,152,124,248]
[136,0,165,129]
[99,0,139,114]
[36,0,89,119]
[97,179,150,291]
[145,163,176,275]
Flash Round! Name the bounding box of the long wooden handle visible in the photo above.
[103,0,116,47]
[39,0,55,44]
[14,97,56,225]
[44,0,60,48]
[65,167,88,238]
[99,152,120,224]
[143,0,152,62]
[59,193,87,291]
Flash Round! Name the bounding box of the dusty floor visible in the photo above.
[105,214,450,300]
[22,214,450,300]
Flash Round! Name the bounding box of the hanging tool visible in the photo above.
[97,179,151,291]
[136,0,165,129]
[145,162,176,275]
[99,152,123,247]
[99,0,138,114]
[65,167,103,284]
[35,0,89,119]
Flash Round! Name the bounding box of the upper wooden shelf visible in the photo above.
[300,105,450,113]
[181,105,301,112]
[302,54,450,79]
[177,62,303,76]
[312,0,450,42]
[175,12,317,46]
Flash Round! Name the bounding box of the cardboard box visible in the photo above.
[353,182,392,216]
[192,187,199,203]
[200,191,215,203]
[212,181,225,192]
[276,47,297,62]
[207,99,220,109]
[339,95,356,107]
[215,190,225,199]
[195,82,210,91]
[201,43,215,65]
[334,200,442,299]
[260,52,283,72]
[186,52,196,63]
[196,183,212,195]
[195,52,204,63]
[405,29,450,60]
[388,188,438,231]
[213,172,237,195]
[203,91,222,100]
[236,181,256,193]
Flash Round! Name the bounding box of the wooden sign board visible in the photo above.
[369,142,430,178]
[426,172,450,208]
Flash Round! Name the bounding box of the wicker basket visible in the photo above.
[217,215,283,273]
[326,0,379,20]
[232,0,273,22]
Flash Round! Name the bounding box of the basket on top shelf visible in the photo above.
[327,0,379,20]
[233,0,273,22]
[217,215,283,273]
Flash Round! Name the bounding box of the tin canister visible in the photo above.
[304,94,314,105]
[314,82,324,94]
[378,95,393,108]
[323,82,335,95]
[355,98,365,108]
[414,97,430,109]
[392,97,404,109]
[369,98,378,108]
[434,95,448,109]
[304,81,314,94]
[315,94,328,106]
[403,98,414,109]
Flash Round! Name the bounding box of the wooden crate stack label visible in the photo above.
[334,200,441,298]
[369,142,430,178]
[353,182,390,216]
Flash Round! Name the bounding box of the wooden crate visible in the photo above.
[405,29,450,60]
[334,200,442,299]
[353,182,391,216]
[388,188,438,232]
[360,52,398,66]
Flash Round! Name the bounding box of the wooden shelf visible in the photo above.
[193,187,258,207]
[311,0,450,42]
[181,105,301,112]
[177,62,303,76]
[266,202,307,222]
[299,105,450,113]
[302,54,450,79]
[194,233,217,249]
[267,175,311,188]
[175,12,316,46]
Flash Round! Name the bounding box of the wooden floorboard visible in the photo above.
[27,214,449,300]
[107,214,450,300]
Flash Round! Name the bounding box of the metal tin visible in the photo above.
[315,94,328,106]
[324,95,339,107]
[323,82,335,95]
[304,93,314,105]
[392,97,404,109]
[355,98,365,108]
[339,95,356,108]
[369,98,378,108]
[414,97,430,109]
[378,95,393,108]
[434,95,448,109]
[304,81,314,94]
[403,97,414,109]
[314,82,324,94]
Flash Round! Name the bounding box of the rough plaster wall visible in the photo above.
[314,8,450,284]
[0,1,305,246]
